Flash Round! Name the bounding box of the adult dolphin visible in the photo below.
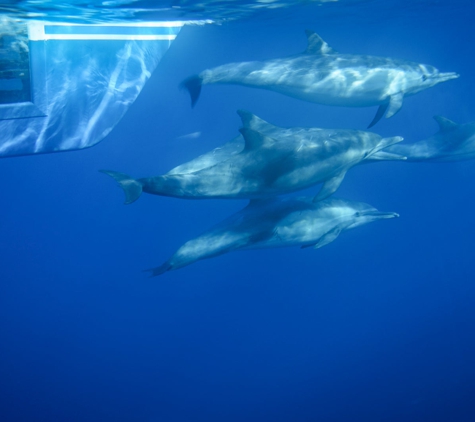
[101,111,404,204]
[181,30,459,127]
[384,116,475,162]
[147,197,399,276]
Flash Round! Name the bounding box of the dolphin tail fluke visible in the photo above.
[144,263,171,278]
[368,103,388,128]
[100,170,143,205]
[180,75,202,107]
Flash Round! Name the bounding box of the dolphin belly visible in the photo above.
[141,172,249,199]
[205,58,392,108]
[269,83,387,107]
[262,63,394,107]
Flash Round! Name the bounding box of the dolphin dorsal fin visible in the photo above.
[304,30,335,55]
[433,115,457,132]
[237,110,275,131]
[239,128,270,151]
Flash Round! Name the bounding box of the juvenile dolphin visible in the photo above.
[181,30,459,127]
[148,197,399,276]
[101,111,404,203]
[384,116,475,162]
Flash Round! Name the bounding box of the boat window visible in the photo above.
[0,21,30,105]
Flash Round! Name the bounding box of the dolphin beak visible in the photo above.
[374,211,400,219]
[357,210,399,220]
[348,210,399,230]
[436,72,459,83]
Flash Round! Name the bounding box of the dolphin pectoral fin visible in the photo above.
[313,227,343,249]
[180,75,203,108]
[386,92,404,119]
[368,94,403,127]
[368,103,388,128]
[100,170,143,205]
[313,171,347,203]
[300,227,343,249]
[433,115,458,132]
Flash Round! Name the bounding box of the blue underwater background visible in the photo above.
[1,1,475,421]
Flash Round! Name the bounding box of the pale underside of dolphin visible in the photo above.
[147,197,399,277]
[101,110,405,204]
[385,116,475,162]
[181,30,459,128]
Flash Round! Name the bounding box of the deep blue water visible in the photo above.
[1,2,475,421]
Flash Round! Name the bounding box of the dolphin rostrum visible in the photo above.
[147,197,399,276]
[101,111,404,204]
[181,30,459,127]
[384,116,475,162]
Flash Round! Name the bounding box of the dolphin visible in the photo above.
[101,111,404,204]
[384,116,475,162]
[147,197,399,276]
[181,30,459,127]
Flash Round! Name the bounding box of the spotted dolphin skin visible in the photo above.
[385,116,475,162]
[181,30,459,127]
[147,197,399,276]
[101,111,404,204]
